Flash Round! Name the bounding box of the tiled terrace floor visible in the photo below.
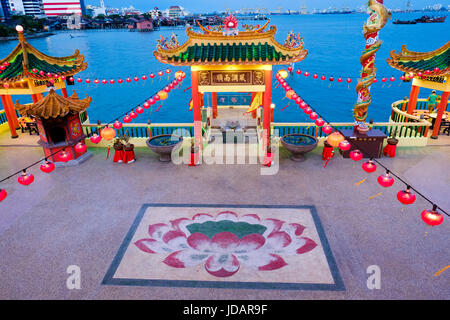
[0,130,449,299]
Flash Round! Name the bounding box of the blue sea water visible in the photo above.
[0,12,448,124]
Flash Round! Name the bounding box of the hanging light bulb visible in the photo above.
[90,133,102,144]
[74,142,87,153]
[397,186,416,205]
[40,159,55,173]
[377,170,394,187]
[0,188,6,202]
[421,205,443,226]
[58,149,71,163]
[18,170,34,186]
[349,149,363,161]
[362,159,377,173]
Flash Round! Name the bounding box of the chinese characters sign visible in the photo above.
[198,70,265,86]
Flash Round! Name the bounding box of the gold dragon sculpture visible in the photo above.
[354,0,391,127]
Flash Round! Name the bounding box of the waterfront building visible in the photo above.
[0,0,11,19]
[121,5,141,16]
[147,7,162,19]
[8,0,44,17]
[163,5,188,18]
[43,0,84,17]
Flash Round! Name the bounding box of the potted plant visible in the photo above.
[121,133,135,163]
[112,137,124,163]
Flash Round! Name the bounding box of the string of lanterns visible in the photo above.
[0,70,186,203]
[275,69,448,227]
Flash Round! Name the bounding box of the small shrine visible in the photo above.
[154,17,308,153]
[0,25,87,138]
[387,41,450,138]
[15,89,92,166]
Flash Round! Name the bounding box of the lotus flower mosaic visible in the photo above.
[134,211,318,277]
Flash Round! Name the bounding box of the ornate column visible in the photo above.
[212,92,218,119]
[191,70,202,148]
[407,85,420,115]
[1,95,18,138]
[262,69,273,151]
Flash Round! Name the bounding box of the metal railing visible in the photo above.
[82,123,194,139]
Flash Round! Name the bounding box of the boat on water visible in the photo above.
[393,19,417,24]
[415,15,446,23]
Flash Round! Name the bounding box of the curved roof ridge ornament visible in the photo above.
[196,20,211,34]
[255,19,270,33]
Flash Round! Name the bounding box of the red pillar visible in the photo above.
[407,85,420,116]
[262,69,273,151]
[31,94,38,103]
[61,87,68,98]
[431,91,449,139]
[191,70,202,148]
[5,95,19,129]
[212,92,217,119]
[1,95,18,138]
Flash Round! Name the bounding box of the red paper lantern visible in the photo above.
[0,65,5,71]
[346,78,352,83]
[158,71,164,77]
[136,106,144,114]
[18,171,34,186]
[295,97,302,105]
[148,98,155,105]
[74,142,87,153]
[166,68,171,74]
[421,206,443,226]
[299,102,307,109]
[54,74,59,79]
[154,94,161,101]
[32,68,38,73]
[118,78,123,84]
[373,78,378,83]
[425,70,431,75]
[338,140,351,151]
[143,102,150,109]
[58,150,71,162]
[39,70,45,75]
[304,107,312,114]
[126,77,132,83]
[164,86,171,92]
[313,73,318,79]
[400,75,405,81]
[337,77,343,83]
[77,78,82,83]
[304,71,309,77]
[101,79,107,84]
[113,120,123,129]
[309,112,318,120]
[142,75,147,80]
[329,77,334,82]
[433,67,440,73]
[173,79,178,86]
[417,72,423,77]
[315,118,325,127]
[85,78,91,84]
[320,75,326,81]
[381,77,387,82]
[93,79,99,84]
[90,134,101,144]
[61,76,66,80]
[397,186,416,205]
[110,79,115,84]
[377,171,394,187]
[0,189,6,202]
[350,149,363,161]
[129,110,138,119]
[362,160,377,173]
[150,73,155,79]
[123,115,132,123]
[389,76,395,82]
[46,72,52,77]
[40,160,55,173]
[134,76,139,82]
[296,69,302,75]
[287,66,293,73]
[291,93,298,100]
[322,125,333,135]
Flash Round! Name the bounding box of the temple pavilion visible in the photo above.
[154,17,308,151]
[387,41,449,139]
[0,25,87,138]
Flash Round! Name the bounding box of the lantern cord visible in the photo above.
[281,77,449,217]
[0,76,181,186]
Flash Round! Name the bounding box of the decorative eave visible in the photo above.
[154,23,307,66]
[14,89,91,119]
[387,41,450,76]
[0,31,87,84]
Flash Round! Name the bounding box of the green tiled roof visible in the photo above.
[397,49,450,71]
[0,52,79,81]
[170,43,290,63]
